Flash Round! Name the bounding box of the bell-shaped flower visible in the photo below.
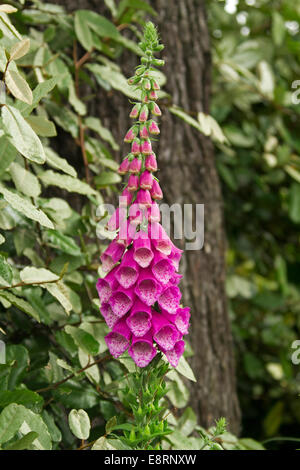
[151,253,175,285]
[129,157,142,174]
[118,157,130,175]
[128,331,157,367]
[100,241,125,273]
[141,139,152,155]
[150,179,163,200]
[145,153,157,172]
[136,189,152,208]
[133,232,154,268]
[115,249,139,289]
[147,201,160,223]
[135,268,162,306]
[126,300,152,337]
[149,222,172,255]
[108,286,134,318]
[105,317,131,358]
[140,170,153,190]
[100,302,119,329]
[127,174,139,192]
[96,267,119,303]
[161,307,190,336]
[158,285,182,314]
[152,311,180,351]
[161,340,185,367]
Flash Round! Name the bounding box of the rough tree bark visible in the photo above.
[55,0,241,433]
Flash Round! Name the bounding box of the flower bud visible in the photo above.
[118,157,130,175]
[131,138,141,155]
[129,103,141,119]
[148,120,160,135]
[139,104,149,122]
[151,79,160,90]
[142,78,151,90]
[124,125,138,143]
[128,174,139,191]
[141,139,152,155]
[140,170,153,190]
[150,179,163,200]
[150,102,161,116]
[140,125,149,139]
[136,189,152,208]
[145,153,157,172]
[120,187,133,207]
[129,157,142,174]
[148,201,160,223]
[149,90,158,101]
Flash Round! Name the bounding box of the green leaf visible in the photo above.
[45,281,72,315]
[68,409,90,440]
[68,82,86,116]
[45,229,81,256]
[42,410,62,443]
[64,325,99,355]
[0,403,28,444]
[20,267,59,284]
[175,356,197,382]
[86,64,140,100]
[45,148,77,177]
[238,438,265,450]
[39,170,97,196]
[1,105,45,164]
[74,10,94,51]
[0,255,13,287]
[9,161,41,197]
[289,183,300,223]
[6,345,29,390]
[257,61,274,98]
[0,184,54,229]
[5,431,38,450]
[5,69,33,104]
[117,0,157,20]
[105,416,117,435]
[76,10,119,44]
[18,77,59,116]
[92,436,118,450]
[0,390,43,412]
[0,404,51,449]
[85,117,119,151]
[25,115,56,137]
[9,38,30,61]
[0,291,40,321]
[0,234,5,245]
[272,12,285,47]
[0,136,17,175]
[0,5,18,14]
[94,171,121,187]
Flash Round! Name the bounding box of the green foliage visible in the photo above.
[207,0,300,443]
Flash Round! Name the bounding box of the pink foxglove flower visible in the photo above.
[129,158,142,174]
[128,332,157,367]
[145,154,158,172]
[150,179,163,200]
[118,157,130,175]
[140,170,153,190]
[148,120,160,135]
[105,317,131,357]
[97,27,190,367]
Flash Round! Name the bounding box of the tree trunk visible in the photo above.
[55,0,241,433]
